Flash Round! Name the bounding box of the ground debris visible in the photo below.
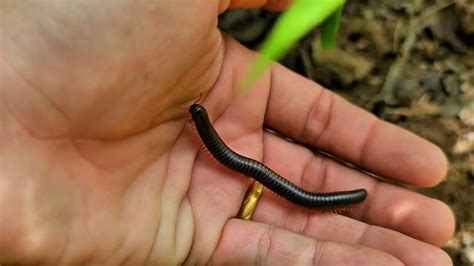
[455,0,474,35]
[459,102,474,126]
[453,132,474,154]
[311,44,374,86]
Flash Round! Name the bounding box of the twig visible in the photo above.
[378,0,456,105]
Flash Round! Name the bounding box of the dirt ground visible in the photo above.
[220,0,474,265]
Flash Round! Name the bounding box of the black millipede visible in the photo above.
[189,103,367,210]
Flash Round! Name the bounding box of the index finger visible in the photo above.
[264,63,447,187]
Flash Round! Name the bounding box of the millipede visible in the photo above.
[189,103,368,210]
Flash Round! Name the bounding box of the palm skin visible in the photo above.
[0,0,454,265]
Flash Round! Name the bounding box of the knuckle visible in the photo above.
[301,89,334,146]
[257,225,274,265]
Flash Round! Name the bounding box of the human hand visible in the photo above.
[0,0,454,265]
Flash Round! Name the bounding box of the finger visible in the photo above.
[257,132,454,246]
[211,218,403,266]
[264,62,448,187]
[254,208,452,266]
[224,0,292,11]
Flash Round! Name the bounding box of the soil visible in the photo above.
[219,1,474,265]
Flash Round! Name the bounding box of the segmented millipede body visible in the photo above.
[189,103,367,209]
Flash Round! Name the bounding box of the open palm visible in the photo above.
[0,1,454,265]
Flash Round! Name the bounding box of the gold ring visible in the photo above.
[238,181,264,220]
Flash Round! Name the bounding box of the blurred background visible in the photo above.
[219,0,474,265]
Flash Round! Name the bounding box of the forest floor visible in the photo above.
[220,0,474,265]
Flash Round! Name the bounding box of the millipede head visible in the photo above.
[189,103,209,122]
[189,103,204,114]
[188,93,206,115]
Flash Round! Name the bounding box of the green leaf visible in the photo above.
[241,0,345,91]
[320,5,343,49]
